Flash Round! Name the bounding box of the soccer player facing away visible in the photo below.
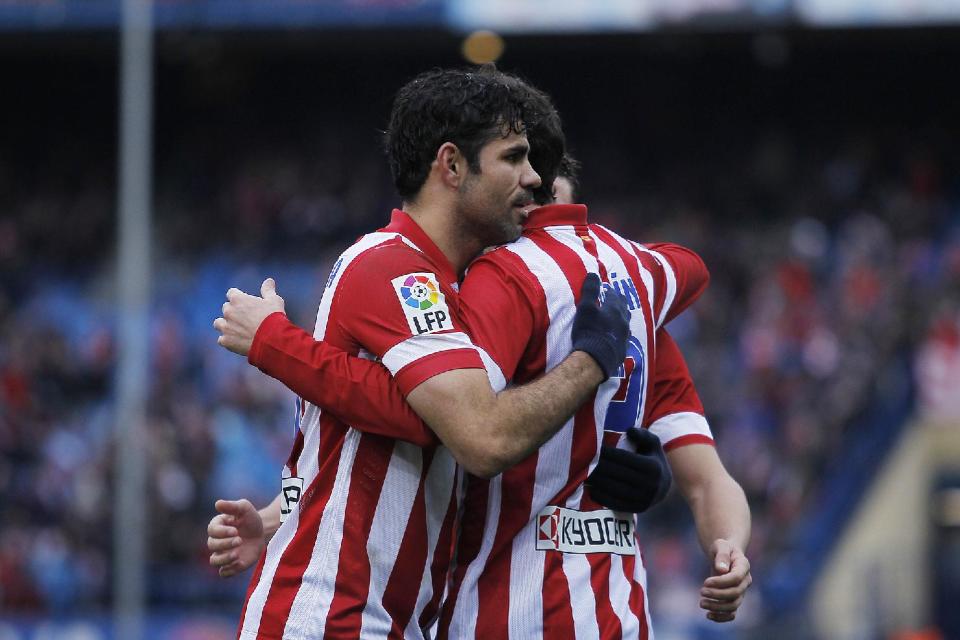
[216,68,635,640]
[551,158,753,628]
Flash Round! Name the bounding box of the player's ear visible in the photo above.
[436,142,465,190]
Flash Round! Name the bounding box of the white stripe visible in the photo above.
[271,232,397,636]
[404,448,459,638]
[359,442,425,639]
[245,233,396,633]
[381,331,478,376]
[240,407,326,636]
[590,231,653,440]
[608,554,641,636]
[476,344,507,392]
[647,412,713,448]
[595,225,656,318]
[239,479,301,636]
[632,243,677,329]
[287,430,362,639]
[634,545,654,639]
[563,553,599,640]
[507,230,589,639]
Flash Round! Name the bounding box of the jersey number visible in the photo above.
[604,336,645,432]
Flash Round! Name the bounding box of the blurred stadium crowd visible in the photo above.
[2,59,959,632]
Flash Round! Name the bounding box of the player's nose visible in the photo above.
[521,159,542,190]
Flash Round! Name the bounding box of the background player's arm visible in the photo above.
[206,496,282,578]
[669,444,752,622]
[642,331,752,621]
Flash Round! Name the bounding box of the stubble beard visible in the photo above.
[457,175,521,250]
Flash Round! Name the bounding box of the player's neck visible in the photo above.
[403,200,480,278]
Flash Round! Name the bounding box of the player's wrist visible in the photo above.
[570,346,611,383]
[248,310,290,367]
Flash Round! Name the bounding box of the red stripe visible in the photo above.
[541,551,575,637]
[589,555,622,639]
[287,430,304,477]
[418,472,461,632]
[471,240,558,638]
[381,449,436,638]
[527,230,615,638]
[576,224,608,282]
[621,551,649,640]
[436,476,488,639]
[637,250,669,325]
[663,434,715,451]
[592,225,660,428]
[591,225,657,326]
[529,229,602,501]
[255,416,346,637]
[324,434,396,638]
[475,457,538,638]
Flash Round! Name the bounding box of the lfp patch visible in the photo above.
[392,272,454,335]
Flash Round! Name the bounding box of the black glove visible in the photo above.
[571,273,630,379]
[587,427,672,513]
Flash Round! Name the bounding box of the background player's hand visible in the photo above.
[571,273,631,379]
[586,427,672,513]
[213,278,285,356]
[700,538,752,622]
[207,498,266,578]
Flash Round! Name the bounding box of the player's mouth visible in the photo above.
[512,194,535,219]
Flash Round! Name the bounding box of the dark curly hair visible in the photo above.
[385,65,564,203]
[557,153,582,202]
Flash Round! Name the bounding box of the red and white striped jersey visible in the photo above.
[238,210,485,640]
[437,204,711,639]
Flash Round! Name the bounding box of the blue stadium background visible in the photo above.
[1,1,960,638]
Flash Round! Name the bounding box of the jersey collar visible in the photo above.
[523,204,589,229]
[383,209,459,285]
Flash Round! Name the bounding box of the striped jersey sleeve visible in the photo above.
[643,329,715,451]
[639,242,710,327]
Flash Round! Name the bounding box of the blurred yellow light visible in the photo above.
[462,30,505,65]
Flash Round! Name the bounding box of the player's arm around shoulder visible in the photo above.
[406,274,631,479]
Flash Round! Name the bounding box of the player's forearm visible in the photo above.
[260,495,283,543]
[250,312,436,447]
[473,350,603,477]
[685,474,751,556]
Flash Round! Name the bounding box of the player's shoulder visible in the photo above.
[341,232,436,282]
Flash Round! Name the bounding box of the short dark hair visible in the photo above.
[557,153,582,202]
[385,65,564,202]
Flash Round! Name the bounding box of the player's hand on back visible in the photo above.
[214,278,286,357]
[587,427,672,513]
[571,273,631,379]
[700,538,752,622]
[207,498,266,578]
